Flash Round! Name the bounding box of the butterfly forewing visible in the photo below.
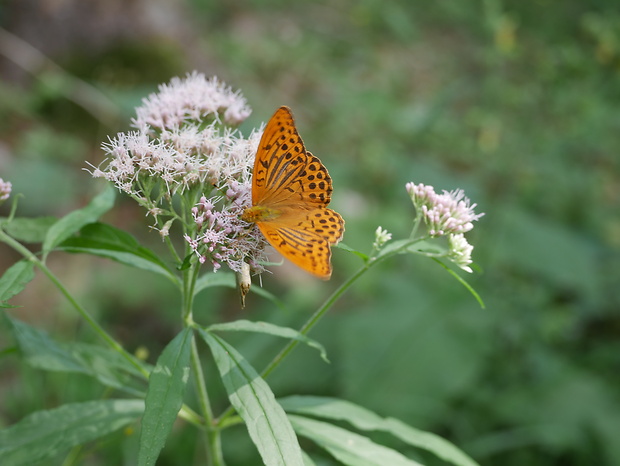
[253,108,333,208]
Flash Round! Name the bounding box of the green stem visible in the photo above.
[182,265,225,466]
[410,209,423,239]
[261,264,368,380]
[0,228,149,378]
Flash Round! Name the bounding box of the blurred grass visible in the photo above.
[1,0,620,465]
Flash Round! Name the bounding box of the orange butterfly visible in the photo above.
[242,106,345,279]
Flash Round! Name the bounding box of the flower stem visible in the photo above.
[410,209,423,239]
[182,265,224,465]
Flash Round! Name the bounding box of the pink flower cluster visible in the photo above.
[406,182,484,273]
[132,72,252,131]
[406,183,484,236]
[0,178,11,201]
[185,185,268,273]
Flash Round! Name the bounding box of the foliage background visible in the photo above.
[1,0,619,464]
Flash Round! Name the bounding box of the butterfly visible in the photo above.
[241,106,345,279]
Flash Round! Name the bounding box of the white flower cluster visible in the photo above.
[93,125,261,198]
[406,182,484,272]
[133,72,252,130]
[447,233,476,273]
[373,226,392,249]
[90,73,267,275]
[91,73,259,199]
[0,178,11,202]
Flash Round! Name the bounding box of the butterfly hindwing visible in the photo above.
[256,207,344,279]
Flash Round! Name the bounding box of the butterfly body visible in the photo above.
[241,205,282,223]
[243,106,344,279]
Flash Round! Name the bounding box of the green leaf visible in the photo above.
[42,185,115,257]
[287,414,422,466]
[280,396,479,466]
[302,450,318,466]
[138,328,192,466]
[193,271,237,294]
[207,320,328,363]
[198,329,304,466]
[0,399,144,466]
[194,271,284,308]
[375,238,442,261]
[407,239,446,255]
[8,317,88,373]
[7,317,147,393]
[0,260,35,304]
[177,254,193,271]
[60,223,177,283]
[0,216,57,243]
[335,242,369,261]
[70,343,150,393]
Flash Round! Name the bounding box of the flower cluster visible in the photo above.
[91,73,258,200]
[0,178,11,202]
[184,184,269,274]
[92,125,261,199]
[447,233,475,273]
[406,182,484,272]
[406,183,484,236]
[133,72,252,131]
[373,226,392,249]
[90,73,267,275]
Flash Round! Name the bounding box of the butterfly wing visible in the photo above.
[250,106,345,278]
[257,207,345,279]
[252,107,333,209]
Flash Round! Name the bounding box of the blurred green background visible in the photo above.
[1,0,620,465]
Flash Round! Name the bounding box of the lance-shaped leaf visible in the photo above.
[138,328,192,466]
[0,260,35,306]
[207,319,328,362]
[280,396,479,466]
[0,399,144,466]
[0,216,57,243]
[43,185,115,257]
[198,329,304,466]
[288,414,422,466]
[6,317,147,393]
[60,222,177,283]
